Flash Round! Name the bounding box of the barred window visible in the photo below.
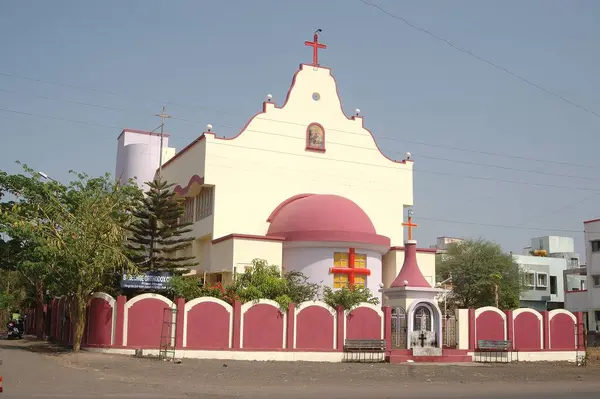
[181,197,194,224]
[195,187,214,221]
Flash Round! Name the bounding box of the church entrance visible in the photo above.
[391,307,407,349]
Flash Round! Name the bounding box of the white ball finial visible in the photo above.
[355,108,361,116]
[207,124,213,132]
[378,282,384,288]
[266,94,273,102]
[405,151,412,160]
[403,280,408,286]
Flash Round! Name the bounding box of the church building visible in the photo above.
[115,32,437,300]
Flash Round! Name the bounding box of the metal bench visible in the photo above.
[343,339,386,363]
[475,340,518,363]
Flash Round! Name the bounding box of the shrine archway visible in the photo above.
[406,300,443,349]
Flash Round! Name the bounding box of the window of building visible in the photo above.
[524,272,535,287]
[194,187,214,221]
[333,252,349,289]
[592,241,600,252]
[332,252,367,289]
[550,276,557,295]
[537,273,548,288]
[181,197,194,224]
[594,275,600,288]
[353,254,367,288]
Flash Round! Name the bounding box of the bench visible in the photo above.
[475,340,518,363]
[343,339,386,363]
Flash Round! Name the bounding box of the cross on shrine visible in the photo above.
[402,210,418,240]
[329,248,371,287]
[418,331,427,347]
[304,29,326,67]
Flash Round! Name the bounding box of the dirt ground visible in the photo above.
[2,338,600,398]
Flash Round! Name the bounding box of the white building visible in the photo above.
[115,129,176,191]
[513,236,579,311]
[565,219,600,331]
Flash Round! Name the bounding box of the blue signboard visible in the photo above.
[120,271,173,290]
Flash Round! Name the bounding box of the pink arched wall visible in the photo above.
[241,300,285,350]
[294,302,336,350]
[512,309,542,350]
[86,295,114,347]
[184,298,232,349]
[345,304,383,340]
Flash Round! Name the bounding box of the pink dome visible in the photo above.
[266,194,390,247]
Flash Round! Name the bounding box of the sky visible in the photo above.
[1,0,599,259]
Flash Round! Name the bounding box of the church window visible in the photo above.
[332,251,368,289]
[195,186,214,221]
[413,305,432,331]
[306,123,325,152]
[181,197,194,224]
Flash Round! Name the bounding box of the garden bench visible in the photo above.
[475,339,518,363]
[343,339,386,363]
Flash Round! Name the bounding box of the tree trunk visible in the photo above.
[69,294,88,352]
[35,281,45,339]
[494,284,499,308]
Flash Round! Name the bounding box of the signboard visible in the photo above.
[120,271,173,290]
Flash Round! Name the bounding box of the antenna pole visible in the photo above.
[156,105,172,180]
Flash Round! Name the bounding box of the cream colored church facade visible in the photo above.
[117,36,436,299]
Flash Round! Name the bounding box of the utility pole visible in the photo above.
[156,105,171,180]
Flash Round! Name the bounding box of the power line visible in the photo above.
[3,85,600,179]
[2,105,600,193]
[204,155,586,234]
[358,0,600,119]
[2,69,599,170]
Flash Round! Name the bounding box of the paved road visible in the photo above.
[1,340,599,398]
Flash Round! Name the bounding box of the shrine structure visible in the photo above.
[115,31,438,299]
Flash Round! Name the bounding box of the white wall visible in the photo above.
[283,246,382,302]
[584,220,600,312]
[530,236,575,254]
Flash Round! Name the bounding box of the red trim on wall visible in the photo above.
[233,301,241,350]
[468,309,475,350]
[583,218,600,224]
[115,296,126,347]
[173,175,205,196]
[505,310,514,349]
[389,246,438,254]
[542,311,550,350]
[286,304,295,349]
[266,194,315,222]
[305,122,326,153]
[211,234,286,245]
[159,64,412,172]
[117,128,170,141]
[566,289,588,293]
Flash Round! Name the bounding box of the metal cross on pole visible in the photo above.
[156,105,172,179]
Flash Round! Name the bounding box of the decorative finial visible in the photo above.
[304,29,326,67]
[266,94,273,102]
[355,108,361,116]
[405,152,412,161]
[206,124,213,132]
[403,280,408,287]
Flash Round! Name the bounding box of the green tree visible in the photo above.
[126,178,197,274]
[322,286,379,310]
[437,238,522,309]
[0,165,141,351]
[230,259,319,310]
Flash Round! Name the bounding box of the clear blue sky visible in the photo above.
[1,0,599,258]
